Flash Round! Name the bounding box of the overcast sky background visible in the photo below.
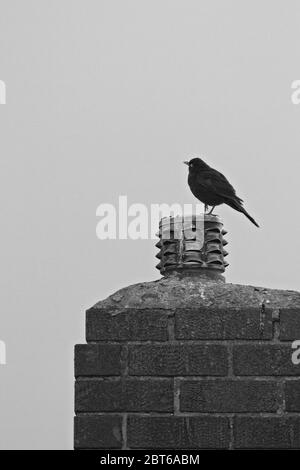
[0,0,300,449]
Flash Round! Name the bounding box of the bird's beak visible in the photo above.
[183,161,189,166]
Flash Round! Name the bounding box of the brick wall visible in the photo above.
[74,307,300,449]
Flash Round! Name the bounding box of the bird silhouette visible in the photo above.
[184,157,259,227]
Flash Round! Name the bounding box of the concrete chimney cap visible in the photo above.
[91,276,300,312]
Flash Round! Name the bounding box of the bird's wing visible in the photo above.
[198,169,244,203]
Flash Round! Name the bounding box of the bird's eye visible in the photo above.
[190,163,193,167]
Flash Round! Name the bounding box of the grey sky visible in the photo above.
[0,0,299,449]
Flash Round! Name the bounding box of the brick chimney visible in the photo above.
[74,215,300,449]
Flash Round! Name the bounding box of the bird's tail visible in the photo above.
[226,198,259,228]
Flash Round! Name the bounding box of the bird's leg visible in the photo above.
[204,204,208,213]
[208,206,216,215]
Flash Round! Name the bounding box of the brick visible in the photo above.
[285,380,300,411]
[180,379,279,412]
[233,344,299,376]
[128,416,230,449]
[280,309,300,340]
[74,415,122,449]
[86,308,169,341]
[175,308,272,340]
[234,417,300,449]
[75,344,122,377]
[75,378,173,412]
[128,344,228,376]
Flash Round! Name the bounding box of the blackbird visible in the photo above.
[184,157,259,227]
